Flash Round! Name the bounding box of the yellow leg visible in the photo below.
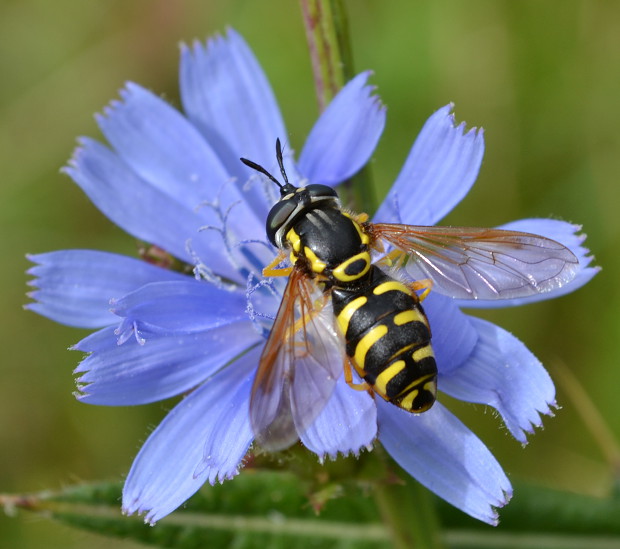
[377,250,434,301]
[410,278,433,302]
[263,251,292,277]
[286,293,329,343]
[344,359,371,392]
[378,249,407,268]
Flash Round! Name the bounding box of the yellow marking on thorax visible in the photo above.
[374,360,406,396]
[352,216,370,245]
[341,211,371,245]
[354,325,388,370]
[286,228,302,253]
[412,345,434,363]
[393,309,428,327]
[373,281,413,296]
[336,296,367,335]
[332,252,371,283]
[304,246,327,273]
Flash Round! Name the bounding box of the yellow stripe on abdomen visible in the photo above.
[398,373,437,411]
[373,281,413,296]
[412,345,434,363]
[374,360,406,396]
[336,296,367,336]
[393,309,428,327]
[354,325,388,370]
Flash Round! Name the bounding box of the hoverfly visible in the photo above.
[240,139,578,451]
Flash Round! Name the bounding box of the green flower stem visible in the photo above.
[374,476,445,549]
[299,0,353,110]
[299,0,378,215]
[299,3,444,545]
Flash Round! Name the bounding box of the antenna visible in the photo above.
[275,138,289,185]
[240,139,297,196]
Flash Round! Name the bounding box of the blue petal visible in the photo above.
[123,350,258,524]
[111,280,247,334]
[300,374,377,460]
[96,82,264,247]
[97,83,227,212]
[440,317,555,443]
[180,29,287,218]
[377,399,511,525]
[26,250,185,328]
[458,218,600,308]
[74,322,261,405]
[422,292,478,375]
[374,104,484,225]
[297,72,386,185]
[65,138,242,282]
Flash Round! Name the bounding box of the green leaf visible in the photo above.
[3,474,620,549]
[2,472,390,549]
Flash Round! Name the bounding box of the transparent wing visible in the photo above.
[373,223,579,300]
[250,268,344,451]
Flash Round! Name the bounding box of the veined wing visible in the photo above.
[250,268,344,451]
[373,223,579,300]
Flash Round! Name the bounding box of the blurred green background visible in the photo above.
[1,0,617,547]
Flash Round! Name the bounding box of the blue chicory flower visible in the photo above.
[27,29,598,526]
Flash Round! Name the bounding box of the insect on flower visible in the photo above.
[26,29,599,525]
[242,139,579,452]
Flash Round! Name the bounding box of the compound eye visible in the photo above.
[266,199,297,246]
[305,184,338,199]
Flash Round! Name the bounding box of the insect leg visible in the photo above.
[263,250,292,277]
[286,292,329,343]
[377,249,407,268]
[352,212,369,224]
[343,358,371,392]
[409,278,434,302]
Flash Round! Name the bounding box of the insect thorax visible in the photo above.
[285,207,372,286]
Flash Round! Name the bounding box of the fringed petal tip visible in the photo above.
[94,81,142,119]
[439,316,559,445]
[181,26,234,53]
[487,489,513,527]
[192,450,247,485]
[72,386,90,401]
[297,71,386,186]
[373,102,485,226]
[312,442,374,465]
[122,503,158,527]
[521,398,559,441]
[377,400,512,525]
[62,136,104,181]
[476,483,513,526]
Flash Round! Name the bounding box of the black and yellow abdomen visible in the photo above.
[280,196,436,413]
[332,266,438,412]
